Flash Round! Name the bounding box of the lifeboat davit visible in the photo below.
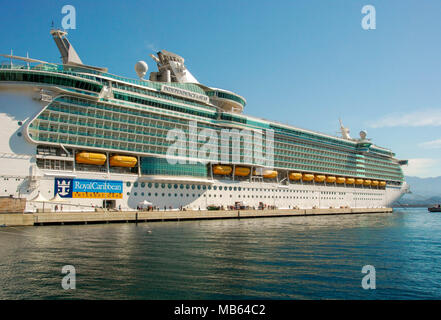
[213,165,232,175]
[363,179,372,186]
[355,179,364,185]
[234,167,250,176]
[263,170,278,179]
[336,177,346,184]
[346,178,355,184]
[302,174,314,181]
[371,180,379,186]
[315,175,326,183]
[326,176,336,183]
[109,155,137,167]
[379,181,387,187]
[75,152,106,165]
[289,172,302,181]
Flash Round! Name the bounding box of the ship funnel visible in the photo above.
[50,29,83,65]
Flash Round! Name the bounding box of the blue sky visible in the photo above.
[1,0,441,177]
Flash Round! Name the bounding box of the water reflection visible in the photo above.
[0,209,440,299]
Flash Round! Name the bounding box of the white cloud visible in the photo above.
[368,109,441,128]
[402,158,441,178]
[419,139,441,149]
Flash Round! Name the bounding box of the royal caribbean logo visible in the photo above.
[54,178,123,199]
[55,178,73,198]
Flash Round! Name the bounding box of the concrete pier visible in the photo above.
[0,207,393,227]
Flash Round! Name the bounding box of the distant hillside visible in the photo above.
[395,176,441,206]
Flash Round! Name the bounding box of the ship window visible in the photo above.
[134,182,138,187]
[126,182,131,187]
[148,183,152,188]
[141,182,145,188]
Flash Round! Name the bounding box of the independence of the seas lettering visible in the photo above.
[54,178,123,199]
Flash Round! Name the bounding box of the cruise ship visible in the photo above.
[0,30,408,212]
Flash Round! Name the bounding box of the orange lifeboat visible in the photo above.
[302,174,314,181]
[346,178,355,184]
[109,155,137,168]
[234,167,250,176]
[263,170,278,179]
[363,179,372,186]
[315,175,326,183]
[75,152,106,165]
[336,177,346,184]
[213,165,232,175]
[371,180,379,186]
[355,179,364,185]
[289,172,302,181]
[379,181,387,187]
[326,176,336,183]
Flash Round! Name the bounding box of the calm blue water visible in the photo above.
[0,208,440,299]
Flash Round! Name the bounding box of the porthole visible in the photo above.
[126,182,131,187]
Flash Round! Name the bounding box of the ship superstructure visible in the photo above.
[0,30,408,211]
